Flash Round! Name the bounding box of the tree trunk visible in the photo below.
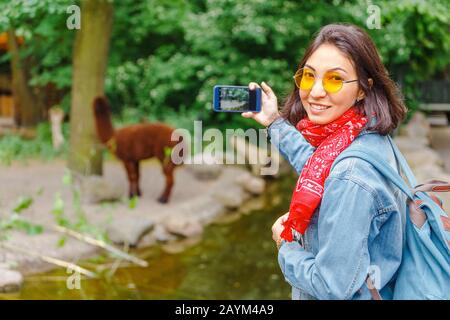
[68,0,113,176]
[7,29,43,128]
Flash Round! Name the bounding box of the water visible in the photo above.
[1,173,295,300]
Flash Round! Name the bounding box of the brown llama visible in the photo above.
[92,96,185,203]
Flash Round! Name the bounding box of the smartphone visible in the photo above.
[213,85,261,112]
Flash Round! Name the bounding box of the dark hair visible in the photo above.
[281,23,407,135]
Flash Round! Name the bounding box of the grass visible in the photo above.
[0,123,68,165]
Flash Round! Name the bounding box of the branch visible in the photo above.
[0,242,97,278]
[51,225,148,267]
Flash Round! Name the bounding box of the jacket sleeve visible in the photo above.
[267,118,315,174]
[277,176,377,300]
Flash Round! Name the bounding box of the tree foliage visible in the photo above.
[1,0,449,131]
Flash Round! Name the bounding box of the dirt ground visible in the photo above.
[0,157,261,276]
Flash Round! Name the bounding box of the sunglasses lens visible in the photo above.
[299,69,315,90]
[294,69,351,93]
[323,72,344,93]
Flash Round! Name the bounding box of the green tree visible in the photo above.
[0,0,75,127]
[6,28,43,127]
[68,0,114,176]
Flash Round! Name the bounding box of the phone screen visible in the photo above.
[213,86,261,112]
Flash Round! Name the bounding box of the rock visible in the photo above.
[427,114,449,127]
[106,216,154,246]
[240,197,265,215]
[164,217,204,238]
[161,235,202,254]
[213,211,243,225]
[0,269,23,293]
[181,197,226,224]
[186,152,224,180]
[413,164,449,183]
[399,112,431,141]
[230,135,272,176]
[79,175,124,204]
[262,149,290,178]
[403,148,444,170]
[212,185,251,209]
[394,136,429,152]
[151,224,177,242]
[136,231,158,248]
[236,173,266,195]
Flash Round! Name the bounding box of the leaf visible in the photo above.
[62,169,72,185]
[128,196,138,209]
[56,235,67,247]
[13,196,33,214]
[26,224,43,235]
[164,146,172,158]
[51,193,64,216]
[10,218,43,235]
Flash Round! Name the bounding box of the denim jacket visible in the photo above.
[268,117,406,300]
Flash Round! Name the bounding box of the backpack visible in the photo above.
[333,135,450,300]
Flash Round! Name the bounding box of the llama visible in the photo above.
[92,96,184,203]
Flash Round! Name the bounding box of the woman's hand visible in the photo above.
[242,81,281,127]
[272,212,289,242]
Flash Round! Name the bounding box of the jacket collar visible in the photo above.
[359,115,378,136]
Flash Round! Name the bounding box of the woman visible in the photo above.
[242,23,408,300]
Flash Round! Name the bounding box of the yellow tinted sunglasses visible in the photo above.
[293,68,358,93]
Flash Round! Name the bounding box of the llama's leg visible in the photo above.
[124,161,140,198]
[135,161,141,197]
[158,161,175,204]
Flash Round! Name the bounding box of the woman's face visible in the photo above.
[299,43,364,125]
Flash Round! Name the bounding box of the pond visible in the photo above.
[1,173,295,300]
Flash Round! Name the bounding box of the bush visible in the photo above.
[0,122,69,165]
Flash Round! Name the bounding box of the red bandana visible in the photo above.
[281,107,368,241]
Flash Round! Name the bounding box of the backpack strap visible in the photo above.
[332,148,415,201]
[385,135,418,187]
[332,135,416,300]
[412,180,450,194]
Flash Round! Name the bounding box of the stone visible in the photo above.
[394,136,429,152]
[0,269,23,293]
[79,175,124,204]
[213,211,243,225]
[151,224,177,242]
[161,235,203,254]
[403,148,444,170]
[239,197,265,215]
[186,152,224,180]
[183,197,226,224]
[262,149,290,178]
[106,216,154,246]
[230,135,272,176]
[164,217,204,238]
[413,164,449,183]
[136,231,158,248]
[399,112,431,141]
[236,174,266,195]
[212,185,251,209]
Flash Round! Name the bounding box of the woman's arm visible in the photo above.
[241,82,315,174]
[277,176,377,300]
[267,117,315,174]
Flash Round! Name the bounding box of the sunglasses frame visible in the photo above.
[293,67,358,93]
